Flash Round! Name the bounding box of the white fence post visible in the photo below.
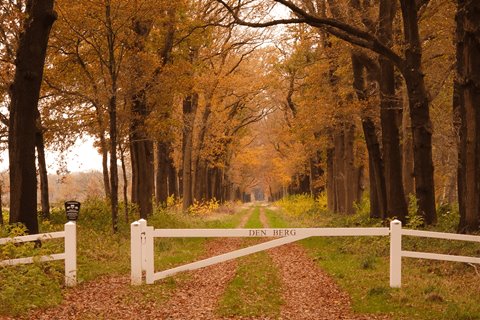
[131,221,142,285]
[145,226,155,284]
[390,219,402,288]
[138,219,147,273]
[64,221,77,287]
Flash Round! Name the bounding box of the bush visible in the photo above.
[276,194,322,216]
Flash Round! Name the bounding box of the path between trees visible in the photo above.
[6,206,389,319]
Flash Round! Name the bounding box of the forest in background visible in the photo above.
[0,0,479,234]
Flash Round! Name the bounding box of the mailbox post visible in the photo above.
[65,201,80,221]
[64,201,80,286]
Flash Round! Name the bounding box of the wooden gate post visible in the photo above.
[131,221,142,285]
[390,219,402,288]
[64,221,77,287]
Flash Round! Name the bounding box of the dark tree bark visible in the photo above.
[194,100,213,201]
[129,18,154,219]
[351,52,387,218]
[99,125,111,199]
[168,156,178,198]
[456,0,480,232]
[399,0,437,224]
[35,120,50,220]
[130,94,154,219]
[119,141,129,222]
[105,0,119,232]
[326,148,335,212]
[9,0,57,234]
[155,141,170,205]
[378,0,407,221]
[182,92,199,211]
[401,87,415,199]
[309,151,324,197]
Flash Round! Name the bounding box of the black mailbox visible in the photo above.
[65,201,81,221]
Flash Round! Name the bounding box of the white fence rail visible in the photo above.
[131,219,480,288]
[389,220,480,288]
[0,222,77,287]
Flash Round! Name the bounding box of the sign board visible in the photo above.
[65,201,81,221]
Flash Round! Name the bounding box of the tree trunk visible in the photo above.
[344,124,357,214]
[333,131,346,213]
[194,101,213,201]
[168,156,178,198]
[130,94,154,219]
[119,142,129,222]
[309,151,324,197]
[378,0,408,221]
[155,141,169,205]
[109,93,119,232]
[106,1,119,233]
[182,93,199,211]
[100,131,111,199]
[326,148,335,212]
[456,0,480,232]
[400,0,437,224]
[351,52,387,218]
[401,85,415,199]
[129,17,154,219]
[9,0,56,234]
[36,124,50,220]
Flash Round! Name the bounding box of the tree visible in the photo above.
[9,0,57,233]
[455,0,480,232]
[217,0,437,223]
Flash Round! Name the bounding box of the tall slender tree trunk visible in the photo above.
[119,142,129,222]
[333,131,346,213]
[456,0,480,232]
[351,52,387,218]
[105,0,119,233]
[378,0,408,221]
[129,18,154,219]
[400,0,437,224]
[182,93,199,211]
[99,131,111,199]
[194,100,213,201]
[402,86,415,199]
[130,95,154,219]
[326,148,335,212]
[156,141,169,205]
[9,0,56,234]
[36,124,50,220]
[168,157,178,197]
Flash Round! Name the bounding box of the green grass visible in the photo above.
[267,202,480,320]
[0,200,250,317]
[217,252,283,318]
[217,206,283,318]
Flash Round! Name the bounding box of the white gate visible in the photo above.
[130,219,480,288]
[130,219,389,285]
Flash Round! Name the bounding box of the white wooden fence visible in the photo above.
[131,219,480,288]
[389,219,480,287]
[0,221,77,287]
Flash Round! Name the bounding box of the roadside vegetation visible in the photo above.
[272,194,480,320]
